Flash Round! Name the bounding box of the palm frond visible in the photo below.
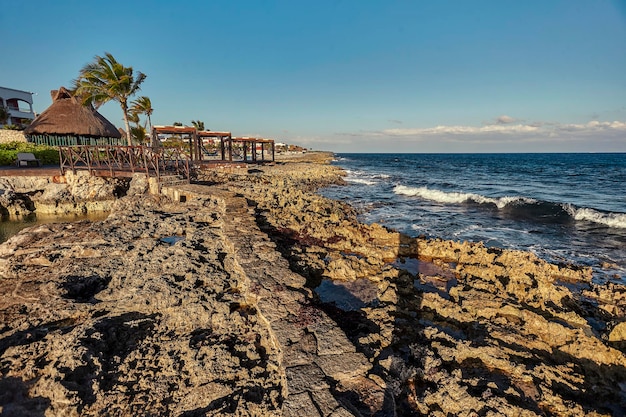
[73,52,147,145]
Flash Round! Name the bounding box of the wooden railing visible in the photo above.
[58,145,191,182]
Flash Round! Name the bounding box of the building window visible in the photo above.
[6,98,32,113]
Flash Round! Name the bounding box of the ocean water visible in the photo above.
[0,212,110,243]
[321,153,626,284]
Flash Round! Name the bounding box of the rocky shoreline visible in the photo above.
[0,153,625,416]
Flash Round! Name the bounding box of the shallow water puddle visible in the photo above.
[0,211,111,244]
[393,257,458,297]
[393,257,456,278]
[315,278,379,311]
[160,236,185,245]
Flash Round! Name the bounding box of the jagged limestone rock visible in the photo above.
[1,152,624,416]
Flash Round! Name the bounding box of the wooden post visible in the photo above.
[193,130,200,161]
[151,127,159,148]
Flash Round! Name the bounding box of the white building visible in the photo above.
[0,86,36,126]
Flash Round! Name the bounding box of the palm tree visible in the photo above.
[130,125,147,144]
[191,120,205,131]
[128,111,140,126]
[130,96,153,132]
[73,52,146,146]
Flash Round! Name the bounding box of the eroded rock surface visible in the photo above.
[0,195,284,416]
[1,152,625,416]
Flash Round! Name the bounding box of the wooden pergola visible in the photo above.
[152,126,275,163]
[229,137,275,163]
[152,125,200,159]
[198,131,232,161]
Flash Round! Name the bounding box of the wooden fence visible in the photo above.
[58,145,191,182]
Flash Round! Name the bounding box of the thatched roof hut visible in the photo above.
[24,87,121,140]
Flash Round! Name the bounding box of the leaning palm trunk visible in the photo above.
[121,101,132,146]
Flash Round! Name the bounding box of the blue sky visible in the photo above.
[2,0,625,152]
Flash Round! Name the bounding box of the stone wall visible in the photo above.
[0,129,27,143]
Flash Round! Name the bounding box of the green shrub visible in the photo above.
[0,141,27,151]
[36,149,60,165]
[0,150,15,165]
[0,143,60,166]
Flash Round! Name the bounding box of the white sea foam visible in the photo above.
[393,185,626,229]
[393,185,534,209]
[347,178,378,186]
[563,205,626,229]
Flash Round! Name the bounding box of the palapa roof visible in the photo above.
[24,87,121,138]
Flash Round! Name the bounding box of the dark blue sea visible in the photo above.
[321,153,626,284]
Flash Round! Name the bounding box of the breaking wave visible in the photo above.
[393,185,536,208]
[394,185,626,229]
[347,178,378,186]
[344,170,389,186]
[563,205,626,229]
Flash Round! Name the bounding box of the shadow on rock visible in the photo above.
[0,377,51,417]
[60,274,112,303]
[58,312,159,410]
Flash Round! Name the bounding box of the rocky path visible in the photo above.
[174,184,387,416]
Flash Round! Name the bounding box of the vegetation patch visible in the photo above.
[0,141,59,166]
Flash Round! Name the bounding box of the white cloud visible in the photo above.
[326,118,626,152]
[572,120,625,130]
[372,120,626,140]
[496,115,517,124]
[381,123,540,137]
